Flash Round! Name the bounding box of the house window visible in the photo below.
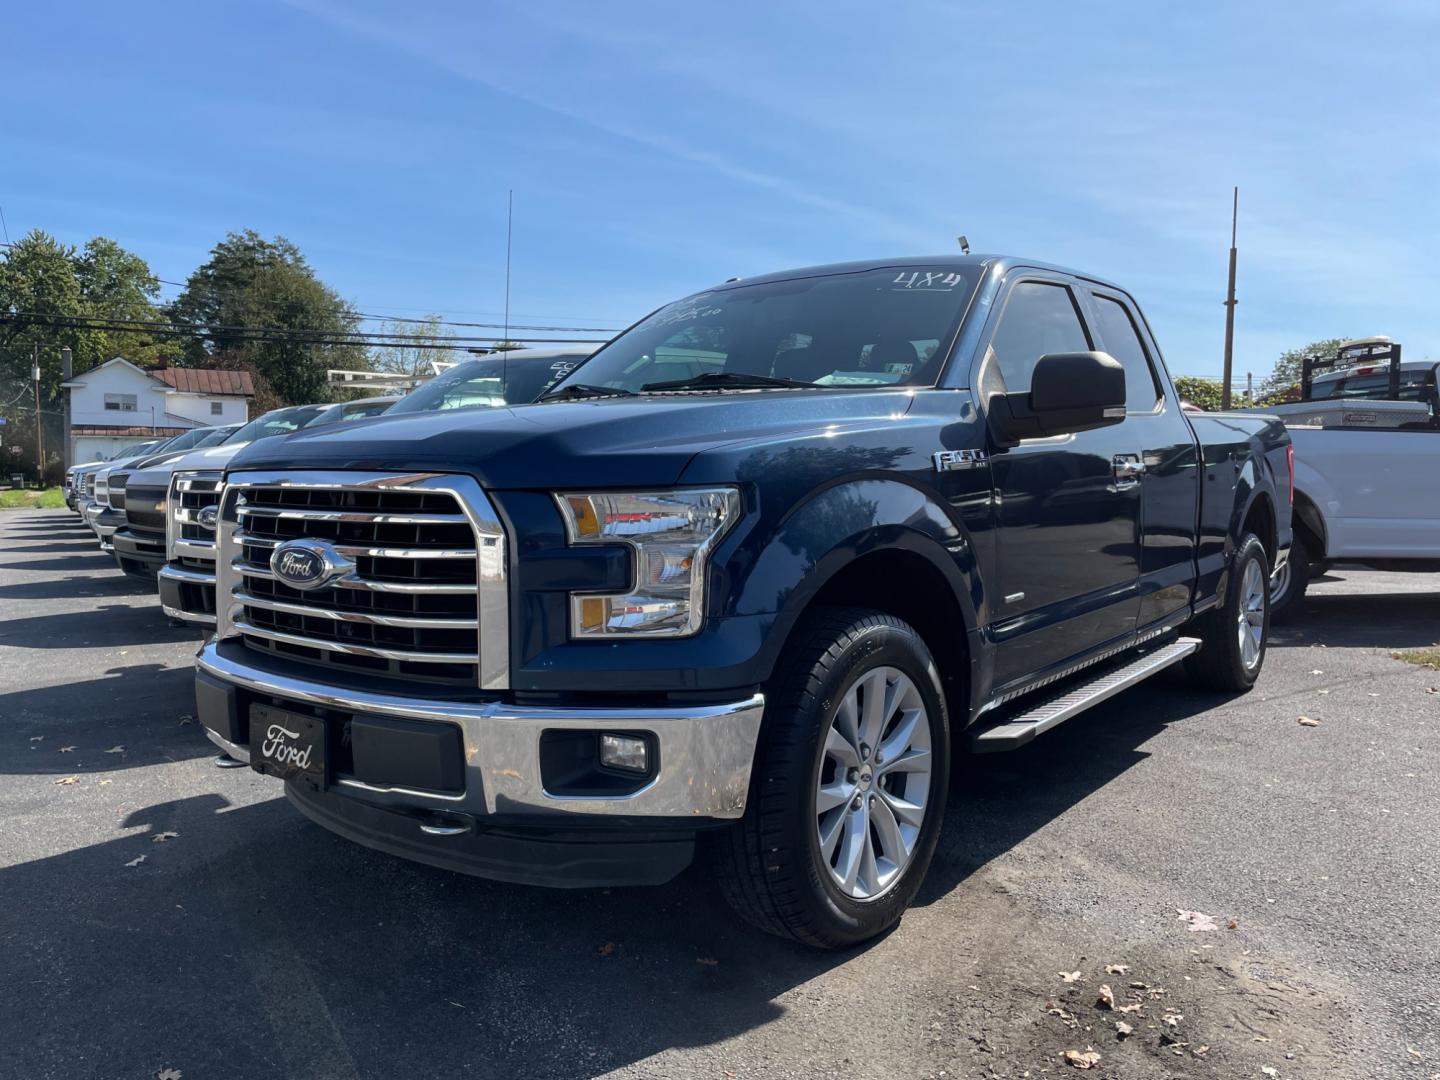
[104,393,138,412]
[210,401,223,415]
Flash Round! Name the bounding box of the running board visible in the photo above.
[971,637,1201,751]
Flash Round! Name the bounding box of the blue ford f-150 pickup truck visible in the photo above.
[194,256,1291,947]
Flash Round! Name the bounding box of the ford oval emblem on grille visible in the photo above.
[270,539,352,591]
[197,505,219,531]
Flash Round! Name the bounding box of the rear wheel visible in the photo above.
[1269,534,1311,622]
[1185,533,1270,691]
[713,608,950,948]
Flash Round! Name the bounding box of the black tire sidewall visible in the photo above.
[1222,534,1271,687]
[1271,535,1311,622]
[786,618,950,944]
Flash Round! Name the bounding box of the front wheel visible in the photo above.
[713,608,951,948]
[1185,533,1270,692]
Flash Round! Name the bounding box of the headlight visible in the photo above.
[95,469,112,507]
[556,487,741,638]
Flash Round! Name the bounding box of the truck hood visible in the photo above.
[227,391,918,488]
[123,442,252,494]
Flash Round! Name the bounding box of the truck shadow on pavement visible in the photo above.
[1269,591,1440,650]
[0,574,158,600]
[0,603,201,649]
[0,662,213,774]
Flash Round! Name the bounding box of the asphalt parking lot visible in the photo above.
[2,507,1437,1080]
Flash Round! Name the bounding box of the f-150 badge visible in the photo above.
[932,449,988,472]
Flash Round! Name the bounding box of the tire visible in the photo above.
[713,608,951,948]
[1269,534,1311,623]
[1185,533,1270,692]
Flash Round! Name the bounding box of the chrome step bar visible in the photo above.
[971,637,1200,751]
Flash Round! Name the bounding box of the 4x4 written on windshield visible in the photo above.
[544,267,975,396]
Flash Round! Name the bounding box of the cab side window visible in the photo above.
[1092,294,1161,412]
[989,281,1091,392]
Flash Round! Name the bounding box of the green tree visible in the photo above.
[370,314,459,377]
[167,231,367,404]
[1173,375,1225,411]
[1260,337,1351,399]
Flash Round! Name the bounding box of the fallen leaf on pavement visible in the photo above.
[1047,1004,1079,1029]
[1117,1003,1143,1014]
[1261,1068,1279,1078]
[1309,669,1324,675]
[54,776,80,785]
[1128,980,1148,989]
[98,779,112,785]
[58,745,76,753]
[151,831,179,843]
[1096,984,1115,1010]
[1115,1021,1133,1039]
[1298,716,1321,727]
[597,942,615,957]
[1059,970,1082,983]
[1103,963,1129,975]
[157,1069,182,1080]
[1193,1044,1210,1057]
[104,745,125,754]
[1061,1048,1101,1070]
[126,855,147,868]
[29,736,43,742]
[1162,1011,1184,1027]
[1228,918,1240,930]
[177,715,194,726]
[1176,909,1219,932]
[1317,689,1330,695]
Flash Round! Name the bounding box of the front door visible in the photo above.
[980,276,1143,687]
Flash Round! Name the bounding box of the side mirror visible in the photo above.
[989,351,1126,445]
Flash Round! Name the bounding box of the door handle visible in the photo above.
[1112,454,1145,489]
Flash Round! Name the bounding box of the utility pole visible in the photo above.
[32,343,44,486]
[61,347,72,471]
[1221,187,1239,409]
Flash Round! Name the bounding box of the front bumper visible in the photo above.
[85,504,124,548]
[158,561,216,625]
[195,640,765,884]
[111,527,166,577]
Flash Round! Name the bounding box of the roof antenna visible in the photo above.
[957,235,970,255]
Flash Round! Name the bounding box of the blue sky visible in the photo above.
[5,1,1437,380]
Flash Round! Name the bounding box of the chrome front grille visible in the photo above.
[217,471,507,689]
[171,472,224,546]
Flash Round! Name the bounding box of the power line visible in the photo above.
[150,276,619,333]
[1,310,606,348]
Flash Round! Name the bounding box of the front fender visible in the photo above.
[732,478,984,681]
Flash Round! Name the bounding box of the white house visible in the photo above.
[63,357,255,463]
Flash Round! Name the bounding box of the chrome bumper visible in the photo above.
[158,562,217,626]
[196,642,765,820]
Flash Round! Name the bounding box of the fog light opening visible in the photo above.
[599,732,651,775]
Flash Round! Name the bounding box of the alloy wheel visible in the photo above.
[1237,558,1267,670]
[814,665,933,901]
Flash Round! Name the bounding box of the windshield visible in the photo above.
[387,354,583,414]
[227,405,329,443]
[331,397,396,422]
[157,427,216,453]
[196,425,239,448]
[550,268,974,395]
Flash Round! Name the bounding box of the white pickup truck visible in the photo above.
[1265,358,1440,617]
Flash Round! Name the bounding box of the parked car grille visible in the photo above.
[172,472,224,545]
[223,477,496,687]
[124,482,168,535]
[109,472,130,512]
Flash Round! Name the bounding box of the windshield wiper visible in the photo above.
[540,383,637,402]
[639,371,815,392]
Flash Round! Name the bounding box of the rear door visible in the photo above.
[1082,287,1200,631]
[979,274,1143,687]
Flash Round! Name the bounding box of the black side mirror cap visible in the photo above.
[988,351,1127,446]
